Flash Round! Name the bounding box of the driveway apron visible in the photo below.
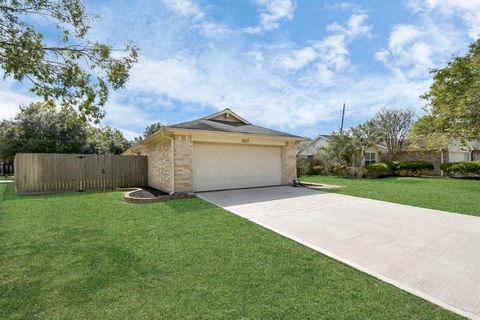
[198,186,480,319]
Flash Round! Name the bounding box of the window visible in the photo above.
[307,155,314,160]
[365,152,376,165]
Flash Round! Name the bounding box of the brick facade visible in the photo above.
[173,134,193,193]
[140,133,297,193]
[144,137,172,192]
[284,141,297,184]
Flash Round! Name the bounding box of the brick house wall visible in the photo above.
[284,141,297,184]
[173,134,193,193]
[145,136,172,192]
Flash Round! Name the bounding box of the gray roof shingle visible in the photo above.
[169,118,301,138]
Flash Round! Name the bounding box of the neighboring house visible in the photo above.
[296,135,331,160]
[123,109,303,193]
[394,140,480,175]
[296,134,385,167]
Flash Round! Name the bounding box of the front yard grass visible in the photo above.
[301,175,480,217]
[0,184,460,319]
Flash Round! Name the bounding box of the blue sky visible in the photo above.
[1,0,480,139]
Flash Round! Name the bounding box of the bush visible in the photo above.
[440,161,480,177]
[297,158,312,176]
[312,165,325,175]
[328,165,355,177]
[384,161,401,172]
[397,161,434,176]
[364,160,434,178]
[365,163,391,178]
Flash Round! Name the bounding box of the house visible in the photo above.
[123,109,303,193]
[297,134,386,166]
[394,139,480,175]
[296,135,331,160]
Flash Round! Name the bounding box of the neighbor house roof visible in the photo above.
[169,108,301,138]
[296,134,331,154]
[467,140,480,151]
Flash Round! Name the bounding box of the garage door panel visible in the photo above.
[193,143,282,192]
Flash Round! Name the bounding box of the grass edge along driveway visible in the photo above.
[301,175,480,217]
[0,184,461,319]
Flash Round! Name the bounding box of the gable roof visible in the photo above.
[467,140,480,151]
[296,134,331,154]
[169,108,301,138]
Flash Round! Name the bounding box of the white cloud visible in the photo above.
[161,0,204,19]
[244,0,294,34]
[278,47,317,70]
[276,13,370,71]
[327,13,371,37]
[0,88,37,121]
[408,0,480,38]
[101,97,158,136]
[375,13,464,78]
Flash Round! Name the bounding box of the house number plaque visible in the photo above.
[241,138,250,143]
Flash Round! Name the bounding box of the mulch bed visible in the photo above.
[123,187,194,203]
[129,187,169,198]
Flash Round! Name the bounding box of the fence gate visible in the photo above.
[14,153,148,194]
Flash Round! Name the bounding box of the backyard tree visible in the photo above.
[371,107,414,160]
[132,122,166,143]
[419,39,480,140]
[0,102,89,160]
[0,0,138,123]
[144,122,165,138]
[0,102,131,161]
[85,126,131,155]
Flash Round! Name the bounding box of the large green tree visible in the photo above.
[419,39,480,140]
[371,107,414,160]
[85,126,131,155]
[0,0,138,122]
[0,102,131,162]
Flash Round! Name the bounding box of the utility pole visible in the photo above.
[340,103,346,134]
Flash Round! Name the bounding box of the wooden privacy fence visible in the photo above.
[15,153,148,194]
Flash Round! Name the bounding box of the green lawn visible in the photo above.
[301,175,480,217]
[0,184,461,319]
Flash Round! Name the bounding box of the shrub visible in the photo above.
[440,161,480,177]
[328,165,355,177]
[312,165,325,175]
[397,160,434,176]
[384,161,401,172]
[365,163,391,178]
[297,158,312,176]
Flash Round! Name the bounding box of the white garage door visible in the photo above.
[193,143,282,192]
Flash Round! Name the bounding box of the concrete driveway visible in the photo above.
[197,186,480,319]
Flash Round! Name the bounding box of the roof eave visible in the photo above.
[167,127,305,141]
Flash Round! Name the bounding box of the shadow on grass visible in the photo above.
[0,225,162,318]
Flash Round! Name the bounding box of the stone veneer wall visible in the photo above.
[173,134,193,193]
[284,141,297,184]
[145,137,172,192]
